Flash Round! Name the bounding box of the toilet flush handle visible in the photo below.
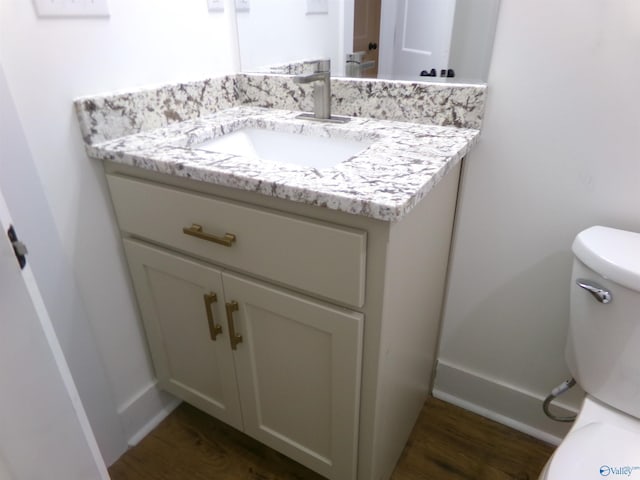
[576,278,613,304]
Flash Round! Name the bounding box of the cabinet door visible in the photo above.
[222,272,363,480]
[123,239,243,430]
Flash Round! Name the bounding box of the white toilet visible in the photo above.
[539,225,640,479]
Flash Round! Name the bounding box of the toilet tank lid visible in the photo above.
[573,226,640,293]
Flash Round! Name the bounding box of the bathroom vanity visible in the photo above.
[75,74,483,480]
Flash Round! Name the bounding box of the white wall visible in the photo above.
[377,0,396,78]
[237,0,343,73]
[0,0,237,462]
[0,60,126,465]
[448,0,501,83]
[435,0,640,443]
[0,64,109,480]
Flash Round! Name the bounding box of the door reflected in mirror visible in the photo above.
[352,0,380,78]
[236,0,501,84]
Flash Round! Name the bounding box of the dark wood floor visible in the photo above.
[109,397,554,480]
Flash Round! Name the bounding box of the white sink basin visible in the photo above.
[193,128,372,169]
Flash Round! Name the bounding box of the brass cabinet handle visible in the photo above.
[183,224,236,247]
[203,292,223,341]
[225,301,242,350]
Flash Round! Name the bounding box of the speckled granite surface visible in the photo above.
[75,76,238,145]
[238,74,486,130]
[85,106,479,221]
[75,73,484,221]
[75,73,485,145]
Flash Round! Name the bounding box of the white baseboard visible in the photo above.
[117,381,181,448]
[433,361,579,446]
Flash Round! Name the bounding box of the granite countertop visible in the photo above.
[87,105,479,222]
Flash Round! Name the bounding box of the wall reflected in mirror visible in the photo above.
[236,0,501,84]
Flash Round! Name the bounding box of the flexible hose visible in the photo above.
[543,378,577,422]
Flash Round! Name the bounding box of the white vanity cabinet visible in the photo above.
[123,239,363,479]
[122,239,244,430]
[110,175,364,480]
[104,159,462,480]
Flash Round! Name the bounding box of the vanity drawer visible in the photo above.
[106,174,366,307]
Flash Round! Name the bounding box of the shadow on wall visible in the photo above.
[441,249,584,405]
[69,108,177,443]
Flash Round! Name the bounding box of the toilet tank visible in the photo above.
[566,226,640,419]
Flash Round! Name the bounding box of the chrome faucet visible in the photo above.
[294,59,331,119]
[293,60,349,124]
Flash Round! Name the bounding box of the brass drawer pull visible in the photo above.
[183,224,236,247]
[203,292,223,341]
[225,301,242,350]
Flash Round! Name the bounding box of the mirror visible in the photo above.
[235,0,501,84]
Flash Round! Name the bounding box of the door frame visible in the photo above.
[0,188,109,479]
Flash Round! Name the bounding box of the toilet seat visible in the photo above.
[544,422,640,479]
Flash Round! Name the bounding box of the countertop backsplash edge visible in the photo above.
[75,73,486,146]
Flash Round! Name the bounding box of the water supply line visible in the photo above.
[543,378,577,422]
